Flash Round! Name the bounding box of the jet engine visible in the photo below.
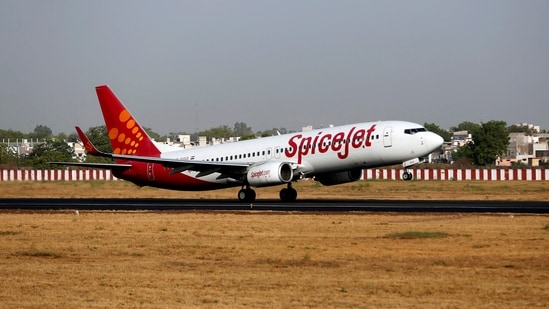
[315,168,363,186]
[246,162,294,187]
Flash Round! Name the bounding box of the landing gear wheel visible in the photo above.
[279,187,297,202]
[402,172,413,181]
[238,188,256,202]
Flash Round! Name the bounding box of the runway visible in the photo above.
[0,198,547,213]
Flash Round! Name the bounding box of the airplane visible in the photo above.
[51,85,444,202]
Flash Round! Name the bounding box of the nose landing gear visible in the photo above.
[402,171,413,181]
[402,157,424,181]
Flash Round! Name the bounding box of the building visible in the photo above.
[501,132,549,166]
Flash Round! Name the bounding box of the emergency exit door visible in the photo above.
[383,127,392,147]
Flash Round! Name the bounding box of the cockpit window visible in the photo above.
[404,127,427,135]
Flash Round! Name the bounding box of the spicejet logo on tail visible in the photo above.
[285,124,376,164]
[108,109,144,155]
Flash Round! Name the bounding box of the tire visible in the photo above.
[238,189,256,202]
[402,172,413,181]
[280,188,297,202]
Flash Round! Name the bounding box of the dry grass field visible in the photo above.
[0,179,548,200]
[0,180,548,307]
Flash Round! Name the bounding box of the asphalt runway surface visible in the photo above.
[0,198,547,213]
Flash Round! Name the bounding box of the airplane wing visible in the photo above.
[49,153,251,178]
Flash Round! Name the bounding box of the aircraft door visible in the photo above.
[147,163,155,181]
[383,127,392,147]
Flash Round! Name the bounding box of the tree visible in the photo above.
[0,129,26,141]
[423,123,451,142]
[234,122,253,137]
[67,132,79,143]
[451,121,481,134]
[239,134,257,141]
[82,126,114,164]
[199,125,234,140]
[143,127,163,142]
[0,143,18,167]
[30,140,75,169]
[255,127,288,138]
[56,132,69,142]
[470,121,509,166]
[85,126,111,153]
[452,142,474,164]
[30,125,53,140]
[507,124,536,134]
[451,120,510,166]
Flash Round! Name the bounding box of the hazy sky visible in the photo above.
[1,1,548,135]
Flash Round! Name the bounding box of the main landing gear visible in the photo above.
[238,186,256,203]
[237,183,298,203]
[279,183,297,202]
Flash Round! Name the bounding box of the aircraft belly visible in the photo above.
[120,164,238,191]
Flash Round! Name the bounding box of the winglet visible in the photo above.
[75,126,111,158]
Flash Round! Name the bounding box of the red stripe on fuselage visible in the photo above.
[113,162,232,191]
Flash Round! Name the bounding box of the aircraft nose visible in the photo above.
[428,132,444,150]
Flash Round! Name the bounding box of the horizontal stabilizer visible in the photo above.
[48,162,132,169]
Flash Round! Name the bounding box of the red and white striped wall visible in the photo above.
[0,169,117,181]
[1,168,548,182]
[364,169,549,181]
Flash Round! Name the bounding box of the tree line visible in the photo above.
[0,120,542,169]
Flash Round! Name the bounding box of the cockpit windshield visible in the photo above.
[404,127,427,135]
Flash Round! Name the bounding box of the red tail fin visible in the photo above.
[95,85,161,157]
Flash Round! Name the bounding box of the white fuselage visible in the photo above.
[156,120,443,186]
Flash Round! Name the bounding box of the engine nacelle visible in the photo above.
[315,169,363,186]
[247,162,294,187]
